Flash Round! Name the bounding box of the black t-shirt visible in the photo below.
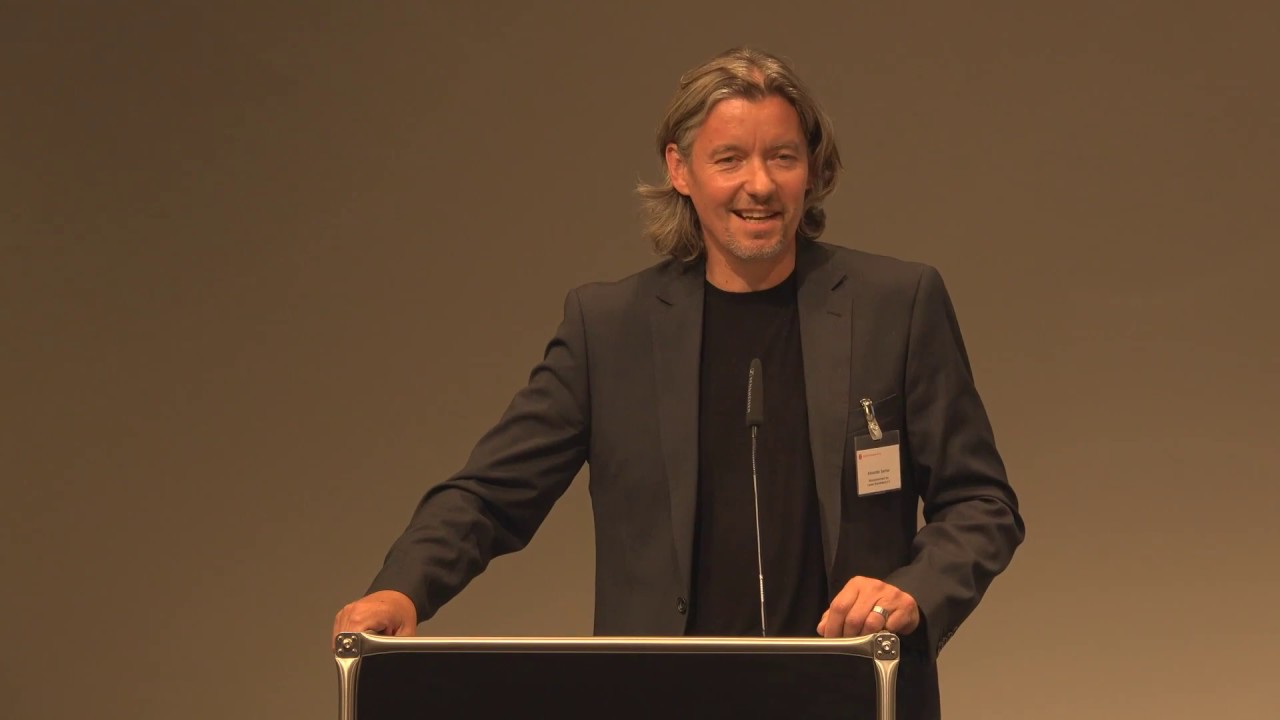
[687,272,828,637]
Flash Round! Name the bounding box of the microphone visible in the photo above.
[745,358,767,637]
[746,358,764,430]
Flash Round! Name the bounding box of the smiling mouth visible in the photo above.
[733,210,781,222]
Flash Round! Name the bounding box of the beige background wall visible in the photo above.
[3,2,1277,718]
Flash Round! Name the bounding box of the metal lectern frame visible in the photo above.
[334,632,900,720]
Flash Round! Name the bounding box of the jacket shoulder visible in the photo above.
[569,255,692,311]
[815,241,934,284]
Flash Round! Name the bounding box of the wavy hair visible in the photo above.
[636,47,842,261]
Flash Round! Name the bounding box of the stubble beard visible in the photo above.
[721,223,790,262]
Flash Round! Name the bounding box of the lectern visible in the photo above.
[334,632,900,719]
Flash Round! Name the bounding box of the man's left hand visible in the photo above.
[818,576,919,638]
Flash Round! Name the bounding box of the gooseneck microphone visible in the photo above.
[746,358,764,428]
[746,358,767,637]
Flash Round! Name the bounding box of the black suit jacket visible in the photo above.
[370,240,1024,717]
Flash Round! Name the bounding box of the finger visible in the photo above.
[884,601,919,635]
[825,586,861,638]
[816,610,829,636]
[332,605,371,643]
[862,606,888,634]
[844,591,881,637]
[877,588,918,635]
[335,605,391,636]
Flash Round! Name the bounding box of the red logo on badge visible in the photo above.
[857,453,862,459]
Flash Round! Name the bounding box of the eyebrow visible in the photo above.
[707,142,804,156]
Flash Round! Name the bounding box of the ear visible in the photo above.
[665,143,691,196]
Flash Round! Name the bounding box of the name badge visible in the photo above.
[854,430,902,496]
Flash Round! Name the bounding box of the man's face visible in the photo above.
[667,95,810,265]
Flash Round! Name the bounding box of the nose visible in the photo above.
[743,157,776,200]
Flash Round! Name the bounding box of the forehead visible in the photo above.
[690,94,805,148]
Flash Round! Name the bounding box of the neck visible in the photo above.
[704,244,798,293]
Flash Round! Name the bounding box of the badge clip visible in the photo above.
[859,398,883,441]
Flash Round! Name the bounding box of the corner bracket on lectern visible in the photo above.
[335,632,362,659]
[872,632,899,661]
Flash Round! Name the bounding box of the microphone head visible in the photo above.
[746,358,764,427]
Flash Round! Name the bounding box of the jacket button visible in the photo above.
[676,597,688,614]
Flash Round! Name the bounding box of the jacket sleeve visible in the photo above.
[884,265,1025,658]
[366,288,592,622]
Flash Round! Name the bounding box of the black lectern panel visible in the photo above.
[356,650,876,719]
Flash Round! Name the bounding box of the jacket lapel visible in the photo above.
[796,242,852,577]
[650,261,705,594]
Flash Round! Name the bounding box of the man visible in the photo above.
[334,47,1023,718]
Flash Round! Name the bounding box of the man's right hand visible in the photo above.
[332,590,418,647]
